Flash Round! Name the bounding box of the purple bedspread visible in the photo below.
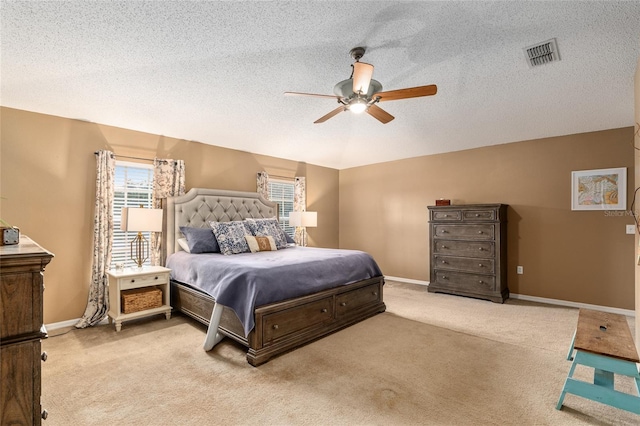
[166,246,382,336]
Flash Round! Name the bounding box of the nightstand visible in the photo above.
[107,266,171,331]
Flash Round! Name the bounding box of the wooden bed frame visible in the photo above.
[164,188,386,366]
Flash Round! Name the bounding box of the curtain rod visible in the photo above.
[94,152,168,163]
[258,172,295,181]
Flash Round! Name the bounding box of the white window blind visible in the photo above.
[112,161,154,268]
[268,180,295,239]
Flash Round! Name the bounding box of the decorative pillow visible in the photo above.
[284,232,295,244]
[245,235,277,253]
[179,226,220,253]
[244,218,288,249]
[209,221,251,255]
[177,238,191,253]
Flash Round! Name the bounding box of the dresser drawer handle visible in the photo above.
[340,302,347,307]
[478,263,483,267]
[372,292,378,296]
[441,245,448,249]
[477,231,483,234]
[154,276,159,280]
[441,275,448,280]
[441,260,447,264]
[443,214,449,217]
[42,409,49,420]
[321,308,327,313]
[440,230,447,233]
[272,324,279,330]
[478,247,484,251]
[41,352,48,362]
[475,214,480,217]
[479,280,485,284]
[131,279,135,283]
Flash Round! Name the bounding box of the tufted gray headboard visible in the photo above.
[163,188,278,259]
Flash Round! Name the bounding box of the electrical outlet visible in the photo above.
[517,266,523,275]
[626,225,635,235]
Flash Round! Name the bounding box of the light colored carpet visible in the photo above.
[42,281,639,425]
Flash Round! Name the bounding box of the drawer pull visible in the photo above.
[443,214,449,217]
[441,260,447,264]
[478,247,484,251]
[340,302,347,307]
[478,263,483,267]
[272,324,279,330]
[372,292,378,296]
[479,280,485,284]
[131,279,135,283]
[475,214,480,217]
[441,245,448,249]
[442,275,448,279]
[154,276,159,280]
[478,231,483,234]
[440,230,447,233]
[41,352,48,362]
[42,409,49,420]
[321,308,327,313]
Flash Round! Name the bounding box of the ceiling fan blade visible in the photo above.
[284,91,340,99]
[374,84,437,102]
[366,104,395,124]
[352,62,374,94]
[314,105,345,124]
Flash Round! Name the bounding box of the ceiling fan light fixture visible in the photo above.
[348,99,367,114]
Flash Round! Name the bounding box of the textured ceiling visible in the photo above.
[2,1,640,169]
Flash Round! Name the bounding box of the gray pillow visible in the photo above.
[179,226,220,253]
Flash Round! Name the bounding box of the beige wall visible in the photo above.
[635,55,640,346]
[0,107,339,324]
[339,128,635,310]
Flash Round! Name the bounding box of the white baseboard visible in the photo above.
[46,317,109,331]
[384,276,636,318]
[385,276,429,286]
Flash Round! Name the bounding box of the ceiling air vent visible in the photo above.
[524,38,560,68]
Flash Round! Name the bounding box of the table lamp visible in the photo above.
[288,211,317,247]
[120,207,163,268]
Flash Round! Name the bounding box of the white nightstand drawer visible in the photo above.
[120,272,169,290]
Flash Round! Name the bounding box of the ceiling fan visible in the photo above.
[285,47,437,124]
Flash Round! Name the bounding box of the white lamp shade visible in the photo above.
[288,211,317,227]
[121,207,163,232]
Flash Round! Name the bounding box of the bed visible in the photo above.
[163,188,386,366]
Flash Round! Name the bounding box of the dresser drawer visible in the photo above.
[263,297,333,343]
[433,270,496,293]
[434,255,495,274]
[433,224,494,240]
[433,240,494,258]
[463,209,496,221]
[336,283,382,317]
[431,210,462,221]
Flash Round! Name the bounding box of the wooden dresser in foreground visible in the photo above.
[1,236,53,425]
[428,204,508,303]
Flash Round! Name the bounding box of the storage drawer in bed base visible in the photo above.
[170,277,386,366]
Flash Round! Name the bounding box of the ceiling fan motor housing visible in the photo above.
[333,78,383,99]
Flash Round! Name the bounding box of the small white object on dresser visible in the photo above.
[107,266,171,331]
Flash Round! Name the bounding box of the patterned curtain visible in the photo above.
[151,159,186,265]
[293,177,306,245]
[76,150,116,328]
[256,171,269,200]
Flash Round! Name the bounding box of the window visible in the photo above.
[268,179,295,239]
[112,161,154,268]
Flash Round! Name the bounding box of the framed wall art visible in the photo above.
[571,167,626,211]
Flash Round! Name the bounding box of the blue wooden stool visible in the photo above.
[556,308,640,414]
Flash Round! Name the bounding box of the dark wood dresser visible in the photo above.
[428,204,508,303]
[1,236,53,425]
